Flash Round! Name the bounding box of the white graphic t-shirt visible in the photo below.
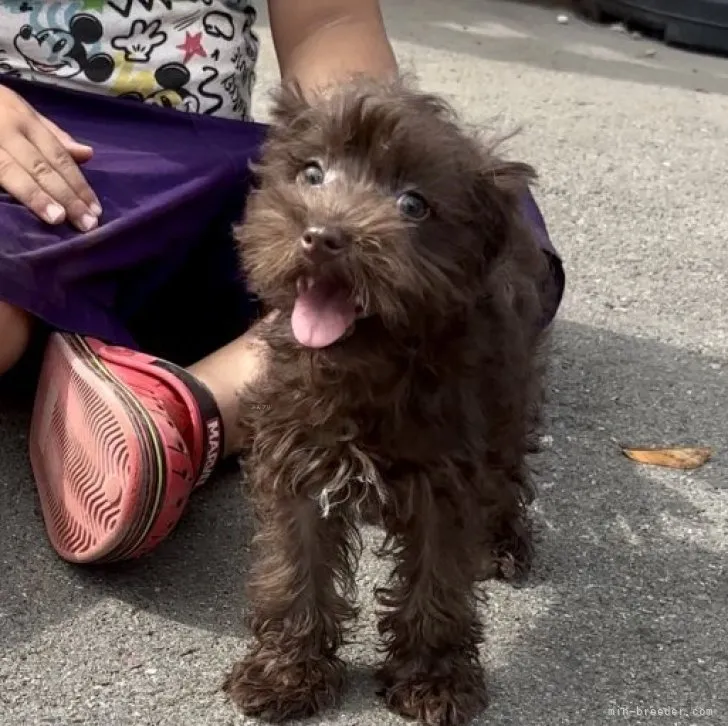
[0,0,259,120]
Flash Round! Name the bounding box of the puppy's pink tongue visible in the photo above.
[292,278,357,348]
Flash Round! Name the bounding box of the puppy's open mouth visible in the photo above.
[292,276,365,348]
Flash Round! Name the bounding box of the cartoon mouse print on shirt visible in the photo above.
[13,12,114,82]
[119,61,200,112]
[1,0,258,119]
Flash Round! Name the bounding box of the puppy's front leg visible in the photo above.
[225,487,359,722]
[376,471,488,726]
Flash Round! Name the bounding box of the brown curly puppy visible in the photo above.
[223,78,551,726]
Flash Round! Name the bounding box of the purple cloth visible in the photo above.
[0,75,563,363]
[0,75,266,358]
[521,189,565,327]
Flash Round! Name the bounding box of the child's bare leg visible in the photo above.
[187,322,269,457]
[0,301,31,376]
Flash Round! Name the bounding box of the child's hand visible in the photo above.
[0,83,102,230]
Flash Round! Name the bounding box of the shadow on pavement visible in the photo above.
[485,319,727,722]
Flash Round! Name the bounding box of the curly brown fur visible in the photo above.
[223,77,552,726]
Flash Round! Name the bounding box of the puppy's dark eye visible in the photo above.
[298,162,325,186]
[396,191,430,221]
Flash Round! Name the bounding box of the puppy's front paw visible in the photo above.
[224,649,345,721]
[377,657,488,726]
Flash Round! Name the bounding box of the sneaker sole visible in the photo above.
[29,334,192,564]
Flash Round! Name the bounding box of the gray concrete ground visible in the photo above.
[2,1,728,724]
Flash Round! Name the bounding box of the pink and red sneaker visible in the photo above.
[29,333,224,564]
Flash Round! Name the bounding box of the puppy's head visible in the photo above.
[236,78,535,348]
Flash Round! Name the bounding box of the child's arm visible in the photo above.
[268,0,397,92]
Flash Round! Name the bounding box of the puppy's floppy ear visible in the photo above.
[478,154,537,197]
[470,144,537,260]
[268,81,311,129]
[472,128,537,195]
[471,146,537,229]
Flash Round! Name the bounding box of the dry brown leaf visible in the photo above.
[622,446,712,470]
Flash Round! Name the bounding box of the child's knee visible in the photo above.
[0,302,32,375]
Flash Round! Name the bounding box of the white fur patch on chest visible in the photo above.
[315,444,387,519]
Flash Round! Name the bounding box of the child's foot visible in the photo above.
[29,333,225,564]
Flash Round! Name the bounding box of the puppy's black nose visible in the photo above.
[19,25,33,40]
[301,226,347,259]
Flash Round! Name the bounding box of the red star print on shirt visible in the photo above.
[177,31,207,64]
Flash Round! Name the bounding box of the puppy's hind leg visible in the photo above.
[489,493,534,585]
[225,485,360,722]
[376,469,488,726]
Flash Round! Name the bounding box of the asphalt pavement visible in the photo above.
[2,1,727,724]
